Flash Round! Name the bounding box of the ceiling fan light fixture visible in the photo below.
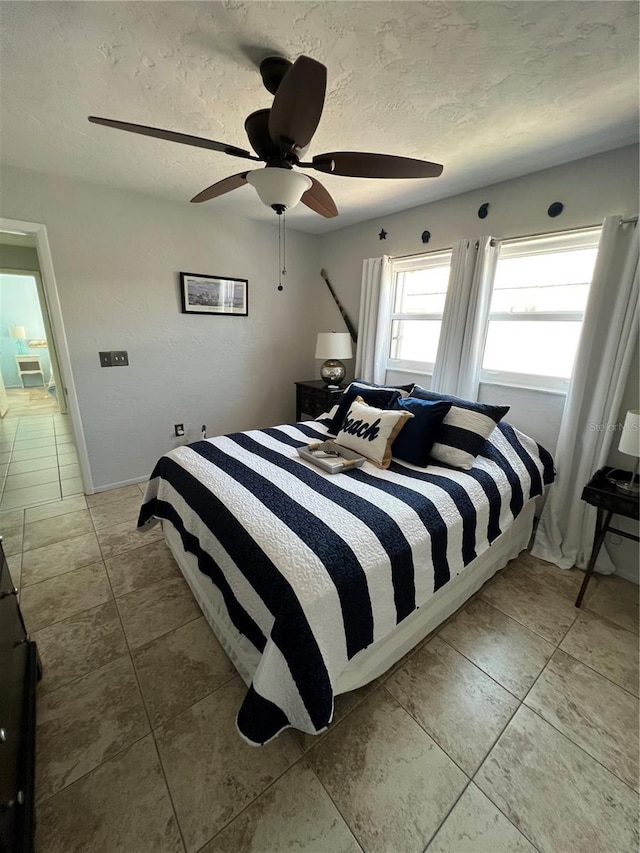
[247,168,312,213]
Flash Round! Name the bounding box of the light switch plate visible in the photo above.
[99,351,129,367]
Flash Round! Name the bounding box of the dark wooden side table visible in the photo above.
[575,467,639,607]
[295,380,344,421]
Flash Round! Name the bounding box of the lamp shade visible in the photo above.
[246,168,312,212]
[315,332,353,360]
[618,409,640,458]
[9,326,26,340]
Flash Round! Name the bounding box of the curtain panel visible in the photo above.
[354,256,392,384]
[431,236,499,400]
[532,215,640,571]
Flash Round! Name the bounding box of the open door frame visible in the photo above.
[0,217,94,494]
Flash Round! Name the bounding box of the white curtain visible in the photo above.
[431,236,499,399]
[532,215,640,570]
[354,256,392,383]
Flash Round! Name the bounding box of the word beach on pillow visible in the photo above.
[412,387,509,470]
[335,397,413,469]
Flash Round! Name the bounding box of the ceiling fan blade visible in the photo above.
[268,56,326,152]
[190,173,249,203]
[311,152,443,179]
[88,117,258,161]
[301,176,338,218]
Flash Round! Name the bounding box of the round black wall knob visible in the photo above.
[548,201,564,218]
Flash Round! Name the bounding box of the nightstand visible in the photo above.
[14,355,45,388]
[295,380,344,421]
[575,467,639,607]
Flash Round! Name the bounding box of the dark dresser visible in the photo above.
[0,537,37,853]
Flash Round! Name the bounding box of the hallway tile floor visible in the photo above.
[0,389,81,510]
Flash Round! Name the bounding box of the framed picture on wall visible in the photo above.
[179,272,248,316]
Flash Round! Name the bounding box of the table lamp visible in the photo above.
[315,331,352,387]
[9,326,28,354]
[617,409,640,494]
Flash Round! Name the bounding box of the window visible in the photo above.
[480,229,601,392]
[387,251,452,374]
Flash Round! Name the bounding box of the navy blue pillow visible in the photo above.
[328,383,401,435]
[391,398,452,467]
[352,379,415,395]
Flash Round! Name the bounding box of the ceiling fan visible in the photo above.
[88,55,443,218]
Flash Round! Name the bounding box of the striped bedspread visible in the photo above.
[138,417,554,745]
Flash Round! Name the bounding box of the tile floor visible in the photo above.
[1,490,638,853]
[0,388,82,511]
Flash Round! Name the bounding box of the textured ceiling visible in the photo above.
[0,1,638,234]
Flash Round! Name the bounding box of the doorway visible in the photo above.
[0,223,90,510]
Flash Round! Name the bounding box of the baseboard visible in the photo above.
[90,476,148,494]
[612,563,640,585]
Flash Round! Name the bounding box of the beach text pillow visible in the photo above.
[335,397,413,469]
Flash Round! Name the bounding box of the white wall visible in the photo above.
[0,164,320,489]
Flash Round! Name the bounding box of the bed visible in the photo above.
[138,412,554,745]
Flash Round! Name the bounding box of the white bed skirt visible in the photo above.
[163,499,536,695]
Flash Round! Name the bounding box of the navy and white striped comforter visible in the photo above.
[138,417,554,745]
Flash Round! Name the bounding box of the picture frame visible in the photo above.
[179,271,248,316]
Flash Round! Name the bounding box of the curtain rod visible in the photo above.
[391,216,638,260]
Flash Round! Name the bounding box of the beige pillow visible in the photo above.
[335,396,413,469]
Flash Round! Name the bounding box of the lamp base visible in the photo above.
[615,480,640,495]
[320,359,346,386]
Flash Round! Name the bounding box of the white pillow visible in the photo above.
[335,397,413,469]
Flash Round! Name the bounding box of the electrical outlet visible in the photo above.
[174,424,185,437]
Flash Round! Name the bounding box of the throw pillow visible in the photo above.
[391,397,452,467]
[335,396,413,468]
[411,386,509,470]
[352,379,415,397]
[328,383,402,435]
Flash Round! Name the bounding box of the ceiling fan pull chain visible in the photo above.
[282,210,287,277]
[277,213,284,291]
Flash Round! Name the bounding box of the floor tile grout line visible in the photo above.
[20,552,100,590]
[461,691,547,853]
[515,648,640,794]
[100,557,191,853]
[477,588,578,646]
[375,682,487,853]
[435,632,532,703]
[552,608,640,698]
[466,643,640,839]
[380,681,498,781]
[304,764,367,853]
[33,730,153,811]
[552,648,640,699]
[192,680,386,852]
[518,703,640,796]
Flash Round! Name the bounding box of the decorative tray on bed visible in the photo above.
[297,441,366,474]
